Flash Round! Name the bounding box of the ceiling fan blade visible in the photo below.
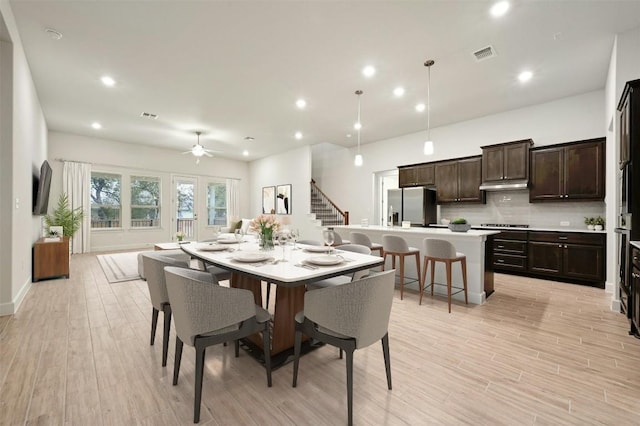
[181,151,192,155]
[203,151,214,157]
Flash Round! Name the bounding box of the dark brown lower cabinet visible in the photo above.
[528,232,605,287]
[632,247,640,336]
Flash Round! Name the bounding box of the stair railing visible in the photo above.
[310,179,349,225]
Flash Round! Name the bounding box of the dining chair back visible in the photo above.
[165,266,272,423]
[292,270,395,425]
[142,252,190,367]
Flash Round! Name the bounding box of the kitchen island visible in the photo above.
[334,225,500,304]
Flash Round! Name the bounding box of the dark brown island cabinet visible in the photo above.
[398,163,435,188]
[528,231,605,287]
[481,139,533,183]
[33,236,70,282]
[434,156,485,204]
[529,137,605,202]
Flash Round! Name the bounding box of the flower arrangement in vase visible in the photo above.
[584,217,595,230]
[594,216,605,231]
[250,214,280,250]
[176,231,186,242]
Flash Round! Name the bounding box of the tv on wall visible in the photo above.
[33,160,52,215]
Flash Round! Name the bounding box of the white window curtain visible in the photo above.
[63,161,91,253]
[226,178,240,226]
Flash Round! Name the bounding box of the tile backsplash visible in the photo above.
[440,191,605,229]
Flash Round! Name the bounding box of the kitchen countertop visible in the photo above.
[428,224,607,234]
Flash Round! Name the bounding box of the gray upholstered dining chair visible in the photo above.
[350,232,384,256]
[292,270,395,426]
[307,244,372,290]
[142,251,191,367]
[297,239,323,246]
[164,266,272,424]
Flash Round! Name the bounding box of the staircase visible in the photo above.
[310,180,349,227]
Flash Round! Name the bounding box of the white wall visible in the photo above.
[48,131,251,252]
[250,145,320,241]
[0,2,48,316]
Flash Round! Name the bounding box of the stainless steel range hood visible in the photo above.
[479,180,529,191]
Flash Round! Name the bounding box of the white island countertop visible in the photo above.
[332,225,499,305]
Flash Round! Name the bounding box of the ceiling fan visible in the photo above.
[182,131,218,164]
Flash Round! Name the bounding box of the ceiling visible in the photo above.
[9,1,640,161]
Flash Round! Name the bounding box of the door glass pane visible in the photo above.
[176,181,195,238]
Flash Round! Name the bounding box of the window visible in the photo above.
[131,176,160,228]
[207,182,227,226]
[91,172,122,228]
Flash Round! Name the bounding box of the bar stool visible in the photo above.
[381,235,421,300]
[420,238,467,313]
[350,232,384,256]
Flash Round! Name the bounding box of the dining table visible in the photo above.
[180,239,384,361]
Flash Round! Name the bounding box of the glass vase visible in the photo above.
[259,230,275,251]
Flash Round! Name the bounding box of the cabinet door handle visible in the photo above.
[558,237,568,240]
[497,259,505,263]
[558,244,562,248]
[564,245,568,249]
[498,245,505,249]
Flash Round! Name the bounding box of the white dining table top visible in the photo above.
[180,241,384,287]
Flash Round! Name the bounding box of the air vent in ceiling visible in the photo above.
[473,45,497,62]
[140,112,159,120]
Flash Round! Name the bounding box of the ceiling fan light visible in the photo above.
[192,144,205,156]
[354,154,363,166]
[424,140,434,155]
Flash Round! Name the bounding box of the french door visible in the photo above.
[172,176,198,241]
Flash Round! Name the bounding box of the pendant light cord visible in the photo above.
[356,90,362,154]
[427,65,431,141]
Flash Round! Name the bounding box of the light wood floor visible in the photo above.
[2,253,640,425]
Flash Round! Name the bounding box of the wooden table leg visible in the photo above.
[230,273,305,356]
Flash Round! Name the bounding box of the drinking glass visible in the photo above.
[277,232,289,262]
[235,229,243,250]
[290,228,299,250]
[323,229,335,254]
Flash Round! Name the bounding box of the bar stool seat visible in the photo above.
[381,235,421,300]
[420,238,467,313]
[350,232,383,256]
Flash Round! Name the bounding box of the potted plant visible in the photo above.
[448,217,471,232]
[584,217,595,231]
[594,216,605,231]
[44,193,84,238]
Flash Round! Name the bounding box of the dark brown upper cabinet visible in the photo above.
[529,138,605,202]
[435,156,485,204]
[398,163,435,188]
[481,139,532,183]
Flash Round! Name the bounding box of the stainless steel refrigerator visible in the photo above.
[387,187,437,226]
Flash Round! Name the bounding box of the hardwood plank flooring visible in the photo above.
[1,252,640,425]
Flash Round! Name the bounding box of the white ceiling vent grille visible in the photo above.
[473,45,497,62]
[140,112,159,120]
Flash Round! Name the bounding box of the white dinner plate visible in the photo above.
[232,252,271,263]
[217,239,238,244]
[197,244,228,252]
[303,245,330,253]
[306,255,343,266]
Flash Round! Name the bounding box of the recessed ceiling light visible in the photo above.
[490,1,510,17]
[393,87,405,97]
[362,65,376,78]
[45,28,63,40]
[91,122,102,130]
[518,70,533,83]
[243,150,249,156]
[101,76,116,87]
[295,132,303,140]
[244,136,255,141]
[415,103,426,112]
[296,99,307,109]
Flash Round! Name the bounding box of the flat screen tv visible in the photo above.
[33,160,52,215]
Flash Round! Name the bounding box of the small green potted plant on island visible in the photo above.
[584,217,595,231]
[448,217,471,232]
[594,216,605,231]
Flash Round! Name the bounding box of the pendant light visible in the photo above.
[424,59,435,155]
[354,90,364,166]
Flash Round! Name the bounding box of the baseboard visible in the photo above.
[610,299,621,312]
[90,242,157,253]
[0,277,32,316]
[605,280,614,294]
